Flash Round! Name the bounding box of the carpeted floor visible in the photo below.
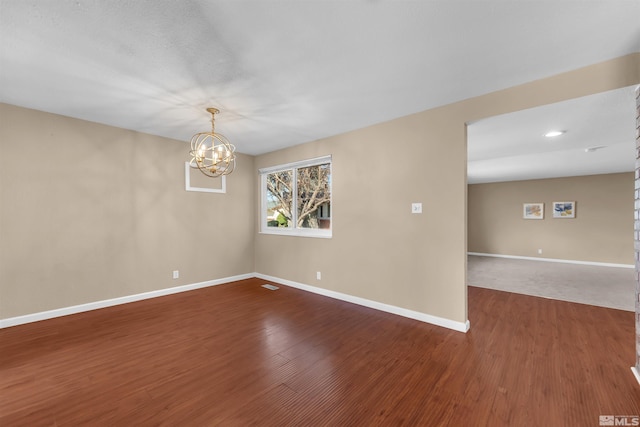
[467,255,636,312]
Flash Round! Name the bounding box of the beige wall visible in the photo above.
[0,104,255,319]
[254,53,640,325]
[1,53,638,325]
[468,173,634,264]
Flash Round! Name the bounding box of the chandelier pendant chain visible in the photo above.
[208,107,218,134]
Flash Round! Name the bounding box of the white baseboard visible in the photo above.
[1,272,470,334]
[468,252,634,269]
[632,367,640,386]
[255,273,470,333]
[0,273,254,329]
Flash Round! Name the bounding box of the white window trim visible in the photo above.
[259,155,332,238]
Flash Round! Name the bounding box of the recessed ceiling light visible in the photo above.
[544,130,566,138]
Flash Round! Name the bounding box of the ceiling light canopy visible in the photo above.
[189,108,236,178]
[584,146,606,153]
[544,130,566,138]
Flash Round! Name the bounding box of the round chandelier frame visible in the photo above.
[189,108,236,178]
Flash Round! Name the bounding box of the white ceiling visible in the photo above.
[467,85,638,184]
[1,0,639,181]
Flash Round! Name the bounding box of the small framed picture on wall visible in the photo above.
[523,203,544,220]
[553,201,576,218]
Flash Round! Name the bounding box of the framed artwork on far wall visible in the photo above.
[553,201,576,218]
[523,203,544,220]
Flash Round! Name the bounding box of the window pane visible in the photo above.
[296,163,331,229]
[266,170,293,228]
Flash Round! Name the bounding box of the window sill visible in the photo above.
[259,229,332,239]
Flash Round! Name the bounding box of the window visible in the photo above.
[260,155,331,237]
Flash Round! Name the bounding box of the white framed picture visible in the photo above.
[523,203,544,220]
[553,201,575,218]
[185,162,226,193]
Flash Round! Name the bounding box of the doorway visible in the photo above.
[466,85,638,311]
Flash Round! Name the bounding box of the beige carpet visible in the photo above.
[467,255,636,312]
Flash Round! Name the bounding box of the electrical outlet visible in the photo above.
[537,249,542,255]
[173,270,179,279]
[411,203,422,214]
[316,271,321,280]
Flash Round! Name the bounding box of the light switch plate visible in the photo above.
[412,203,422,214]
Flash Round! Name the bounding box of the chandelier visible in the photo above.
[189,107,236,177]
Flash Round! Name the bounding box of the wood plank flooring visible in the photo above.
[1,278,638,426]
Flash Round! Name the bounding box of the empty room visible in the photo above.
[1,1,639,426]
[467,88,637,312]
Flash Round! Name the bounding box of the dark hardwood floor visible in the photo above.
[1,278,638,426]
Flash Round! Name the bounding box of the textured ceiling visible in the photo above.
[1,0,639,180]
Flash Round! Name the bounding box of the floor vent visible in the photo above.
[261,284,279,291]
